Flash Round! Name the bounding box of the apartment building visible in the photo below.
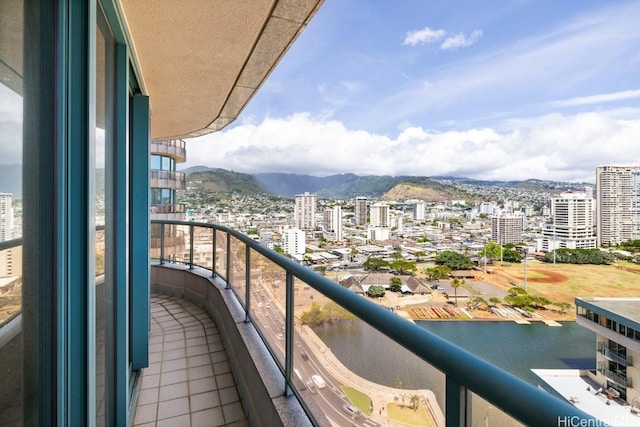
[323,205,343,242]
[0,193,12,242]
[596,166,640,246]
[370,202,390,228]
[491,213,525,245]
[295,192,317,231]
[539,192,596,251]
[575,297,640,405]
[414,201,426,221]
[282,228,306,256]
[354,196,367,226]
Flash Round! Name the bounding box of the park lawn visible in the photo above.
[493,261,640,304]
[387,402,432,426]
[341,386,372,415]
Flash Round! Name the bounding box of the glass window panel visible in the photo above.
[0,1,24,425]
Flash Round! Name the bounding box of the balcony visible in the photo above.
[147,220,598,426]
[151,139,187,163]
[151,203,186,221]
[597,363,631,388]
[0,223,600,426]
[597,342,632,366]
[150,170,186,191]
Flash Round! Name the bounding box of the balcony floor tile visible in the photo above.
[134,294,247,426]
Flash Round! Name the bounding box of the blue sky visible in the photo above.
[185,0,640,182]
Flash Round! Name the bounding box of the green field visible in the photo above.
[387,402,432,426]
[341,386,372,415]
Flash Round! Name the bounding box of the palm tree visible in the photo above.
[410,394,420,411]
[451,278,464,306]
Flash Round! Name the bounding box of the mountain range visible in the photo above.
[180,166,589,200]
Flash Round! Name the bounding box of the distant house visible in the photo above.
[451,270,476,279]
[340,273,431,296]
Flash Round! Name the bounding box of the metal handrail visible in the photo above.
[152,220,597,427]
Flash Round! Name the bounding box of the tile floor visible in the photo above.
[133,294,248,427]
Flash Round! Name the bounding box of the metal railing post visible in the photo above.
[245,245,251,323]
[446,375,471,427]
[189,224,194,269]
[285,271,294,396]
[212,229,217,277]
[226,233,231,289]
[159,222,165,264]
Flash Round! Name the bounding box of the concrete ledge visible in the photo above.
[151,263,315,427]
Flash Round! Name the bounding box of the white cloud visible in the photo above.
[440,30,483,50]
[548,89,640,108]
[183,111,640,183]
[403,27,446,46]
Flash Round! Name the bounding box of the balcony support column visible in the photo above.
[245,245,251,323]
[189,224,194,269]
[446,376,471,427]
[130,94,150,371]
[226,234,231,289]
[284,272,294,396]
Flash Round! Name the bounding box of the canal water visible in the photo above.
[314,320,595,415]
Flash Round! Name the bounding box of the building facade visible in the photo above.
[282,228,306,256]
[150,139,186,220]
[370,202,390,228]
[576,297,640,405]
[0,193,13,242]
[596,166,640,246]
[323,205,343,242]
[414,201,426,221]
[491,213,524,245]
[354,196,367,226]
[294,192,316,231]
[539,192,596,251]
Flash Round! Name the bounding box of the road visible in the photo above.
[250,280,383,427]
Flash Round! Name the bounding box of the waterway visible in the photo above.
[315,320,595,416]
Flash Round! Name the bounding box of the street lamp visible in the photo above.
[523,247,528,292]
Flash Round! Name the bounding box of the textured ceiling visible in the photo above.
[119,0,323,140]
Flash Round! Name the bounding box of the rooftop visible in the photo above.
[575,297,640,325]
[533,369,640,427]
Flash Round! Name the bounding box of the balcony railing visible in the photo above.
[150,170,186,190]
[597,342,632,366]
[151,220,597,427]
[150,139,186,163]
[597,363,631,388]
[151,203,185,214]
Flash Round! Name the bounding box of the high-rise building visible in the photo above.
[370,202,390,228]
[0,193,13,242]
[414,201,426,221]
[539,192,596,251]
[323,206,342,241]
[596,166,640,246]
[150,140,187,260]
[282,228,306,256]
[150,140,187,221]
[354,196,367,226]
[491,213,524,245]
[294,192,317,230]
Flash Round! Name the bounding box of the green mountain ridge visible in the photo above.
[179,166,590,200]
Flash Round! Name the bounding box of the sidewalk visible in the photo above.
[300,324,445,427]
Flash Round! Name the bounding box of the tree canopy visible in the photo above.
[542,248,615,265]
[366,285,386,298]
[390,259,417,275]
[435,251,473,270]
[363,257,390,271]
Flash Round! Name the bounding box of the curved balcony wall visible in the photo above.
[150,170,186,191]
[150,139,186,163]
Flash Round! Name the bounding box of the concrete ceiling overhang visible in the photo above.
[119,0,323,141]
